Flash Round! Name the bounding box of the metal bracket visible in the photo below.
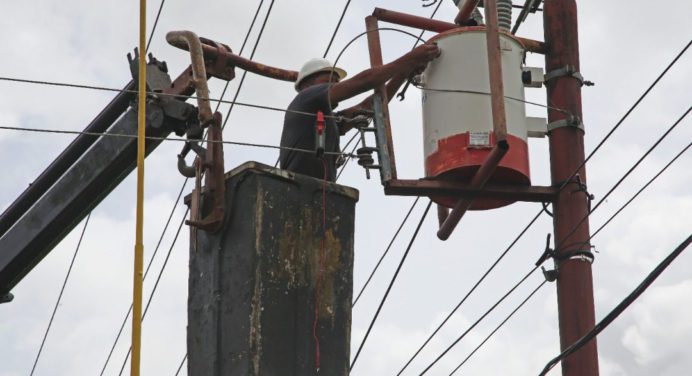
[556,249,595,264]
[544,64,594,87]
[371,94,393,183]
[547,115,584,133]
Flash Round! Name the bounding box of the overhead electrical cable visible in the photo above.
[352,197,420,307]
[29,214,91,376]
[560,38,691,191]
[450,141,691,375]
[412,0,444,49]
[539,233,692,376]
[419,266,540,375]
[167,2,275,371]
[450,280,548,375]
[401,40,692,369]
[589,141,691,241]
[334,131,362,181]
[145,0,167,52]
[396,209,544,375]
[211,0,267,120]
[417,107,690,375]
[117,208,190,376]
[554,105,691,251]
[349,201,432,371]
[323,0,353,58]
[174,354,187,376]
[221,0,275,130]
[98,181,187,375]
[0,125,356,158]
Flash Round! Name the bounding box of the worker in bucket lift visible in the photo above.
[279,43,441,181]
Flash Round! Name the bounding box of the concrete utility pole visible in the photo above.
[186,162,358,376]
[544,1,600,375]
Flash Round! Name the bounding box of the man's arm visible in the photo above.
[328,44,439,107]
[336,71,409,135]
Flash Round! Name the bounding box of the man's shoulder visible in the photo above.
[290,83,331,109]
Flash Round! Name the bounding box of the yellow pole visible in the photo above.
[131,0,146,375]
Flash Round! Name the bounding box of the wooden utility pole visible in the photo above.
[186,162,358,376]
[544,1,600,375]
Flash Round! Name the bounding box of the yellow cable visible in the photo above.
[131,0,146,375]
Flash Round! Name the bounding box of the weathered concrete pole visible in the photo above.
[186,162,358,376]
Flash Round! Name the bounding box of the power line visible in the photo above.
[221,0,275,130]
[562,38,691,192]
[29,214,91,376]
[352,197,420,307]
[212,0,266,118]
[414,84,572,116]
[419,266,540,375]
[117,208,190,375]
[539,233,692,376]
[450,141,691,375]
[553,105,691,252]
[323,0,352,58]
[350,200,432,371]
[590,141,691,241]
[450,280,547,375]
[412,0,444,49]
[0,76,341,120]
[334,131,362,181]
[420,108,689,374]
[384,25,691,376]
[410,44,692,368]
[163,1,271,372]
[174,353,187,376]
[0,125,355,158]
[98,181,187,375]
[145,0,167,52]
[396,209,544,375]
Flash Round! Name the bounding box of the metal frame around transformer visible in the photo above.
[365,6,558,239]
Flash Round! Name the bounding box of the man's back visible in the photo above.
[279,83,340,181]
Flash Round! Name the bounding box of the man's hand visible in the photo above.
[404,44,441,72]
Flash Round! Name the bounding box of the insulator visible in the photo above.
[497,0,513,31]
[356,147,376,167]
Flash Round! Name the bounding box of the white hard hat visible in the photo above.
[295,58,347,91]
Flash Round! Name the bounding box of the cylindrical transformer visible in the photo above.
[421,27,531,210]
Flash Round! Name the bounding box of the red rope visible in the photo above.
[313,159,328,372]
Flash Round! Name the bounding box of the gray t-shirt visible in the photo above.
[279,83,340,181]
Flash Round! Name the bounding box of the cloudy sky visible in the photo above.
[1,1,690,375]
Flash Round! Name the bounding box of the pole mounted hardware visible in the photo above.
[547,115,584,133]
[167,30,226,233]
[544,64,594,87]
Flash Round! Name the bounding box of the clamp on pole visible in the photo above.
[544,64,594,87]
[547,115,584,133]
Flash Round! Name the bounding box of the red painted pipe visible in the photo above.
[372,7,545,54]
[455,0,482,26]
[372,7,458,33]
[437,141,509,240]
[168,37,298,82]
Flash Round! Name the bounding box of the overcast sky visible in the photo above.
[1,1,690,375]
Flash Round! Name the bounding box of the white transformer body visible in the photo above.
[421,27,531,210]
